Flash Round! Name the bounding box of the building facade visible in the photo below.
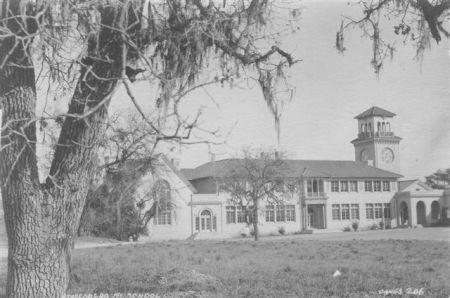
[125,107,450,240]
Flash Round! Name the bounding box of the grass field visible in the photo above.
[0,235,449,297]
[62,238,450,298]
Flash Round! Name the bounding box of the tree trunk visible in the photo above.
[0,3,127,296]
[253,200,259,241]
[116,199,122,239]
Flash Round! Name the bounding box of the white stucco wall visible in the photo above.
[137,159,194,241]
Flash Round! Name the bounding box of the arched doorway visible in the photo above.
[416,201,426,225]
[196,209,217,232]
[431,201,440,221]
[400,201,408,225]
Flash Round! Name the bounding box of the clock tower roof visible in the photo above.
[354,106,396,119]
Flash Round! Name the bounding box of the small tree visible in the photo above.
[219,149,298,240]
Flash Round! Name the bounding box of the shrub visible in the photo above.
[370,223,378,230]
[343,226,351,232]
[379,221,385,229]
[351,221,359,231]
[278,226,286,235]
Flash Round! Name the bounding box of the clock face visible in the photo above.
[360,149,368,162]
[381,147,394,163]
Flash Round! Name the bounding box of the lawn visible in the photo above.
[64,238,449,297]
[0,237,449,297]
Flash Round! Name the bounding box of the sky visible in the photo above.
[109,0,449,181]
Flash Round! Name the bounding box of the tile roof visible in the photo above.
[181,159,402,180]
[354,106,396,119]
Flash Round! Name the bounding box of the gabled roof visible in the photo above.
[159,155,197,193]
[399,179,432,192]
[355,106,396,119]
[181,159,402,180]
[108,154,196,193]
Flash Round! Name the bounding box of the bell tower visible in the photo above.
[351,106,402,174]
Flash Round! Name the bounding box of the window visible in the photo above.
[374,181,381,192]
[237,206,247,223]
[265,205,275,222]
[286,205,296,222]
[365,181,372,192]
[340,181,349,192]
[331,181,339,192]
[383,203,391,218]
[276,205,286,222]
[341,204,350,220]
[366,203,374,219]
[351,204,359,220]
[383,181,390,192]
[332,204,340,220]
[195,217,200,231]
[374,203,383,219]
[212,216,217,230]
[350,181,358,192]
[307,179,324,196]
[154,180,172,225]
[267,204,296,222]
[226,206,236,224]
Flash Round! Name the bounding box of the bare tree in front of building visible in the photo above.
[218,149,298,240]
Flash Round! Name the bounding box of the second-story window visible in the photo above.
[383,181,390,191]
[364,180,372,192]
[340,181,349,192]
[374,181,381,192]
[349,181,358,192]
[331,181,339,192]
[307,179,324,196]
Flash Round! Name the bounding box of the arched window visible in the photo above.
[361,124,365,133]
[431,201,440,220]
[368,123,372,134]
[196,209,217,232]
[382,122,386,133]
[377,122,381,133]
[386,122,391,132]
[153,180,172,225]
[364,123,368,133]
